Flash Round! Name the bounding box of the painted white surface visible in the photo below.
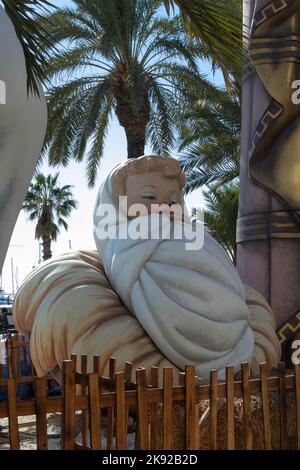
[0,7,47,272]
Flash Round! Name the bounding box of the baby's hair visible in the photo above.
[111,155,186,198]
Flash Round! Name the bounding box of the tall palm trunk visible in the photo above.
[115,84,150,159]
[124,125,146,159]
[42,235,52,260]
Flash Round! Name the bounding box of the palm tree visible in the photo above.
[178,85,241,193]
[3,1,243,95]
[39,0,210,186]
[2,0,54,94]
[22,173,78,261]
[163,0,243,92]
[201,184,239,264]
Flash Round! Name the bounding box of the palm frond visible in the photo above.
[163,0,244,70]
[203,183,239,263]
[3,0,55,95]
[85,96,113,187]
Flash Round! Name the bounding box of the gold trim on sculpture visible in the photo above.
[277,311,300,344]
[236,210,300,242]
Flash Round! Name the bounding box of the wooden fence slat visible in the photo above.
[295,363,300,450]
[81,354,88,375]
[150,367,160,450]
[195,382,200,450]
[35,376,48,450]
[260,362,272,450]
[62,360,76,450]
[70,354,77,373]
[163,368,173,450]
[226,366,235,450]
[278,362,288,449]
[241,362,253,450]
[151,367,159,387]
[7,337,14,378]
[88,373,101,450]
[7,377,20,449]
[15,336,21,378]
[124,362,133,435]
[10,336,16,378]
[107,357,116,450]
[22,344,28,376]
[108,358,116,376]
[93,355,101,375]
[124,362,133,383]
[81,354,89,447]
[136,368,148,450]
[116,372,126,450]
[209,369,218,450]
[185,365,196,450]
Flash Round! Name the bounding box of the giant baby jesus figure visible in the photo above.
[14,156,280,381]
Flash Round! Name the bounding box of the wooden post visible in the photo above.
[22,340,28,376]
[93,355,101,375]
[136,368,148,450]
[163,368,173,450]
[81,354,89,447]
[6,336,14,378]
[14,336,21,378]
[107,357,116,450]
[259,363,271,450]
[185,365,196,450]
[88,372,101,450]
[278,362,288,449]
[241,362,252,450]
[7,377,19,449]
[35,376,48,450]
[226,366,235,450]
[124,361,133,434]
[115,372,126,450]
[150,366,160,450]
[209,369,218,450]
[62,360,76,450]
[70,353,77,373]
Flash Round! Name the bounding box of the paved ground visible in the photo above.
[0,413,136,450]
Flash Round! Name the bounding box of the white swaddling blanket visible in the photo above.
[93,175,254,380]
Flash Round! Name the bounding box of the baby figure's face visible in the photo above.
[126,171,182,216]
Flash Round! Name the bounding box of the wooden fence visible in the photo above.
[0,334,34,378]
[0,334,300,450]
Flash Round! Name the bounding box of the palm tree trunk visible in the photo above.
[114,84,150,159]
[42,235,52,261]
[124,126,146,159]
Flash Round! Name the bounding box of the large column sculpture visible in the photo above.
[0,6,47,272]
[237,0,300,352]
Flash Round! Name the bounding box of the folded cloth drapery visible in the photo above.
[13,248,280,379]
[93,168,256,380]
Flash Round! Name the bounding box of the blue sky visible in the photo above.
[1,0,224,293]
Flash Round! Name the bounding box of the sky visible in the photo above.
[0,0,224,293]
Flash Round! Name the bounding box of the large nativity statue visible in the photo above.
[13,155,280,382]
